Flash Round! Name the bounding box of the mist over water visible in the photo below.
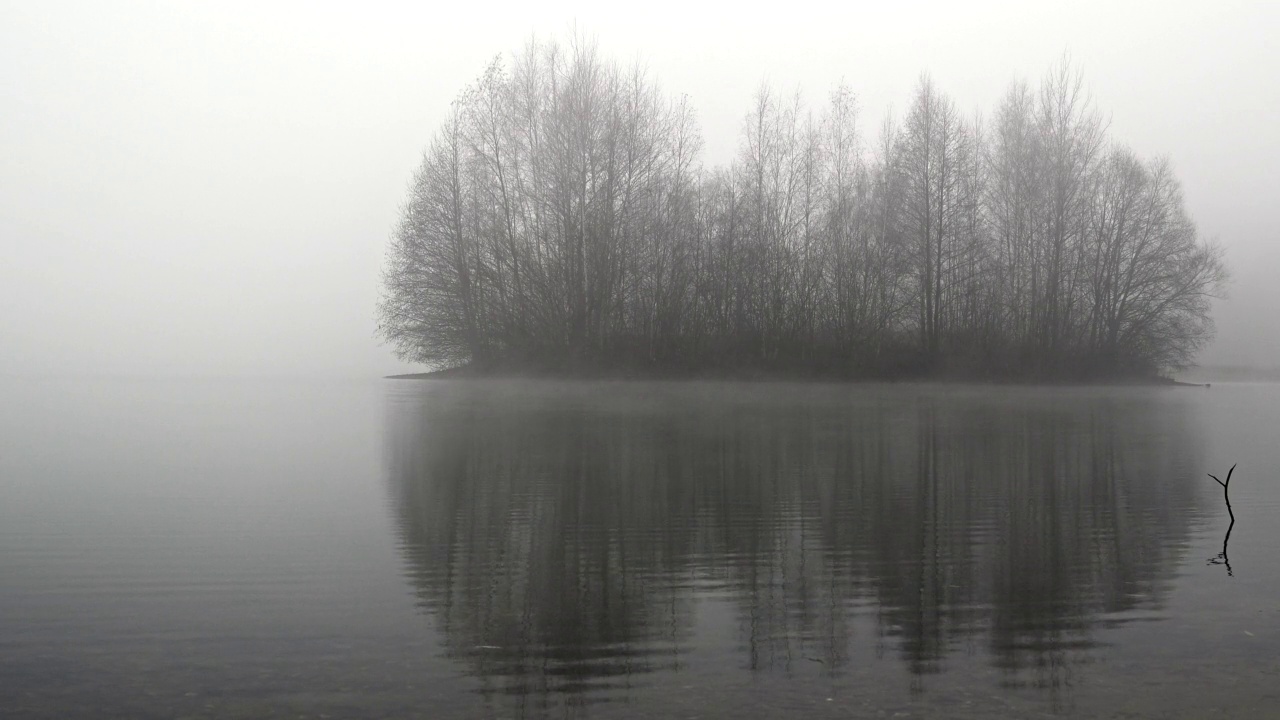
[4,377,1280,718]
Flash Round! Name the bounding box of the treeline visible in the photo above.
[379,39,1227,378]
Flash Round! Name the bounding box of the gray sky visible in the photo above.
[2,0,1276,377]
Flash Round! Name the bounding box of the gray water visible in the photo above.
[1,378,1278,719]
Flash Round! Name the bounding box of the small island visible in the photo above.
[378,41,1227,383]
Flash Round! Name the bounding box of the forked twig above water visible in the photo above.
[1207,464,1236,576]
[1208,463,1236,520]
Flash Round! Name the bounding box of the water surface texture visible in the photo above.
[2,378,1278,718]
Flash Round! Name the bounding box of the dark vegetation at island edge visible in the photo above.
[378,39,1228,381]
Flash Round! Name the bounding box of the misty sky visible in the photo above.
[2,0,1276,378]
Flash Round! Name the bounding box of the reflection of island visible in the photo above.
[386,382,1201,708]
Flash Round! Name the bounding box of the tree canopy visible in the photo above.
[379,40,1227,379]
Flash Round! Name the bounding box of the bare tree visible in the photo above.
[898,76,973,362]
[380,105,485,365]
[1085,149,1227,372]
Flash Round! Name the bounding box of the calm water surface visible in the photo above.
[1,377,1278,718]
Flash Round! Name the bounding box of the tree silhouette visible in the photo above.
[379,40,1229,379]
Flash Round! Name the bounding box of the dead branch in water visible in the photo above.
[1207,464,1236,576]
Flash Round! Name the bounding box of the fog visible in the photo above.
[2,0,1276,378]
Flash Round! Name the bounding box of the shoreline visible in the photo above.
[385,366,1210,387]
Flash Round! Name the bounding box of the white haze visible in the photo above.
[2,0,1276,378]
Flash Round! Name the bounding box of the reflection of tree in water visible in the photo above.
[847,398,1198,704]
[387,382,1200,710]
[390,389,701,714]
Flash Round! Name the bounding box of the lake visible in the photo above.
[2,377,1277,718]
